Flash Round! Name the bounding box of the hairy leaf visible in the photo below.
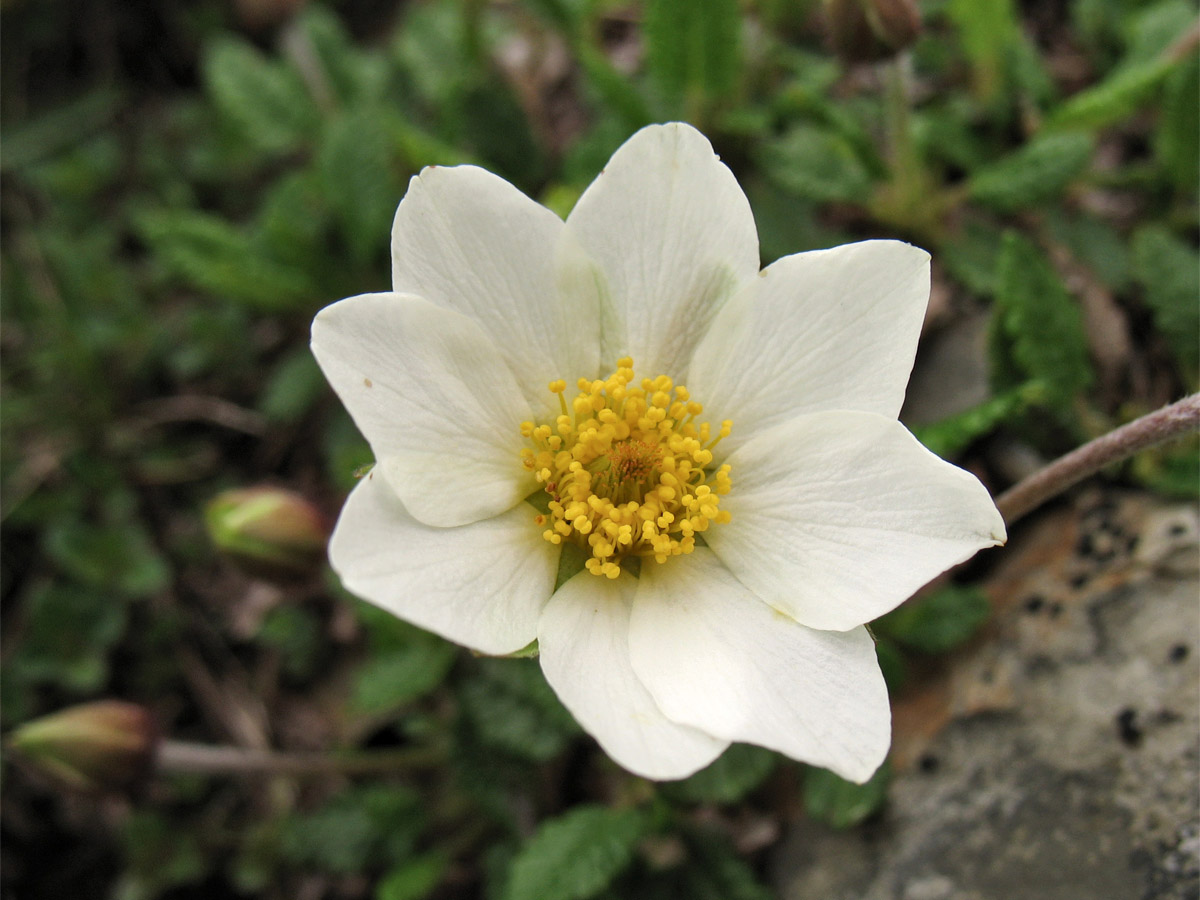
[506,806,646,900]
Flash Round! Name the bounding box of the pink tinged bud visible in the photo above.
[824,0,922,64]
[8,701,159,792]
[205,487,329,579]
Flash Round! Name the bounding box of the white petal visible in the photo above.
[707,411,1007,632]
[688,241,930,450]
[564,123,759,380]
[311,292,534,527]
[329,471,558,655]
[391,165,600,415]
[538,570,728,780]
[630,549,890,783]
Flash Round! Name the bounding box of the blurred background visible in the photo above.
[1,0,1197,898]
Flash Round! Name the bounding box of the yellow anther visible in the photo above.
[520,359,733,576]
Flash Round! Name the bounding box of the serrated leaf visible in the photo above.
[43,518,169,598]
[317,110,401,264]
[804,761,891,829]
[1044,209,1130,291]
[663,744,778,805]
[1156,51,1199,194]
[459,659,580,761]
[282,785,424,874]
[259,347,328,424]
[968,133,1094,211]
[377,854,447,900]
[352,638,456,716]
[1131,226,1200,378]
[941,219,1007,298]
[297,6,389,107]
[914,382,1047,458]
[644,0,742,104]
[203,37,319,155]
[946,0,1021,101]
[678,830,774,900]
[1046,54,1178,131]
[505,806,646,900]
[12,583,129,691]
[758,124,874,204]
[992,231,1092,409]
[256,170,330,270]
[874,585,991,654]
[138,210,316,311]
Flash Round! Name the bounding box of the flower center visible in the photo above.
[520,357,732,579]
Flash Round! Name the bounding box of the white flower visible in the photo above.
[311,123,1006,782]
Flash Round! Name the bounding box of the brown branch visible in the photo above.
[996,393,1200,526]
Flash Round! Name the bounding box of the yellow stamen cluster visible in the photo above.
[520,358,732,578]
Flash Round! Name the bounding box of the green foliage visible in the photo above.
[758,124,874,203]
[317,109,403,264]
[1046,54,1179,131]
[803,761,892,829]
[7,582,129,692]
[992,231,1093,412]
[645,0,742,110]
[1131,226,1200,378]
[944,0,1021,102]
[281,785,426,873]
[352,603,457,716]
[137,210,316,311]
[378,854,448,900]
[967,133,1095,211]
[874,586,992,654]
[662,744,778,804]
[1157,51,1200,194]
[459,658,580,762]
[505,805,647,900]
[203,37,319,155]
[914,382,1047,458]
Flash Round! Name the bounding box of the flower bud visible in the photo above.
[824,0,922,64]
[8,701,158,792]
[206,487,329,579]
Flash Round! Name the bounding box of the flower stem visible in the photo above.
[156,740,443,777]
[995,393,1200,525]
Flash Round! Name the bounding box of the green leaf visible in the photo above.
[12,583,129,691]
[967,133,1094,211]
[940,219,1007,298]
[378,854,448,900]
[1043,209,1130,291]
[1131,226,1200,378]
[758,124,874,204]
[913,382,1048,458]
[259,346,328,424]
[663,744,778,804]
[1156,44,1199,193]
[203,37,319,155]
[873,585,991,654]
[138,210,315,311]
[804,761,892,829]
[677,830,774,900]
[1046,54,1178,131]
[298,6,390,107]
[282,785,425,873]
[352,633,456,716]
[317,109,401,264]
[945,0,1021,101]
[644,0,741,106]
[43,518,169,598]
[258,606,324,680]
[459,658,580,762]
[992,231,1092,409]
[505,806,646,900]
